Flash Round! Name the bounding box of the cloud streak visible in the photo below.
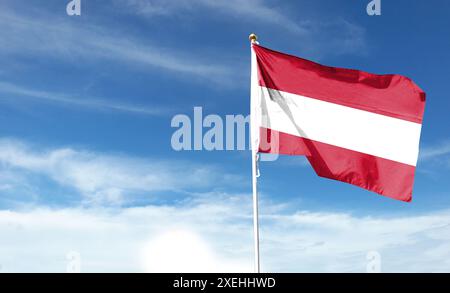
[118,0,310,35]
[116,0,367,58]
[420,141,450,162]
[0,81,168,116]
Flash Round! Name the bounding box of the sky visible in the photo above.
[0,0,450,273]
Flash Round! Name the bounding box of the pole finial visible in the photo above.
[249,33,258,44]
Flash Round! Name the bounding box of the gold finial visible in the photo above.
[249,33,258,43]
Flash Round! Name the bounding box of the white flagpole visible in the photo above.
[249,33,261,273]
[252,152,260,274]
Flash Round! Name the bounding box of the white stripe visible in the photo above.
[259,87,422,166]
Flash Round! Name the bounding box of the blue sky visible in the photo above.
[0,0,450,272]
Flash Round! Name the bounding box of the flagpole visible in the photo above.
[251,150,260,274]
[249,33,261,273]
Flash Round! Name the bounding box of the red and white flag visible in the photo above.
[250,44,426,202]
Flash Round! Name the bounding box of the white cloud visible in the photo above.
[0,81,168,116]
[141,229,248,273]
[0,195,449,272]
[0,138,449,272]
[0,139,243,205]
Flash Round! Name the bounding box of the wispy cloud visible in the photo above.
[420,141,450,162]
[0,196,449,272]
[0,6,235,85]
[0,139,244,205]
[118,0,309,35]
[116,0,367,57]
[0,81,168,116]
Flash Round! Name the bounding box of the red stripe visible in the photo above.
[259,127,416,202]
[253,44,426,124]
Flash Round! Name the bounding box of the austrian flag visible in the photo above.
[250,44,426,202]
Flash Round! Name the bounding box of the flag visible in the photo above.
[251,44,426,202]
